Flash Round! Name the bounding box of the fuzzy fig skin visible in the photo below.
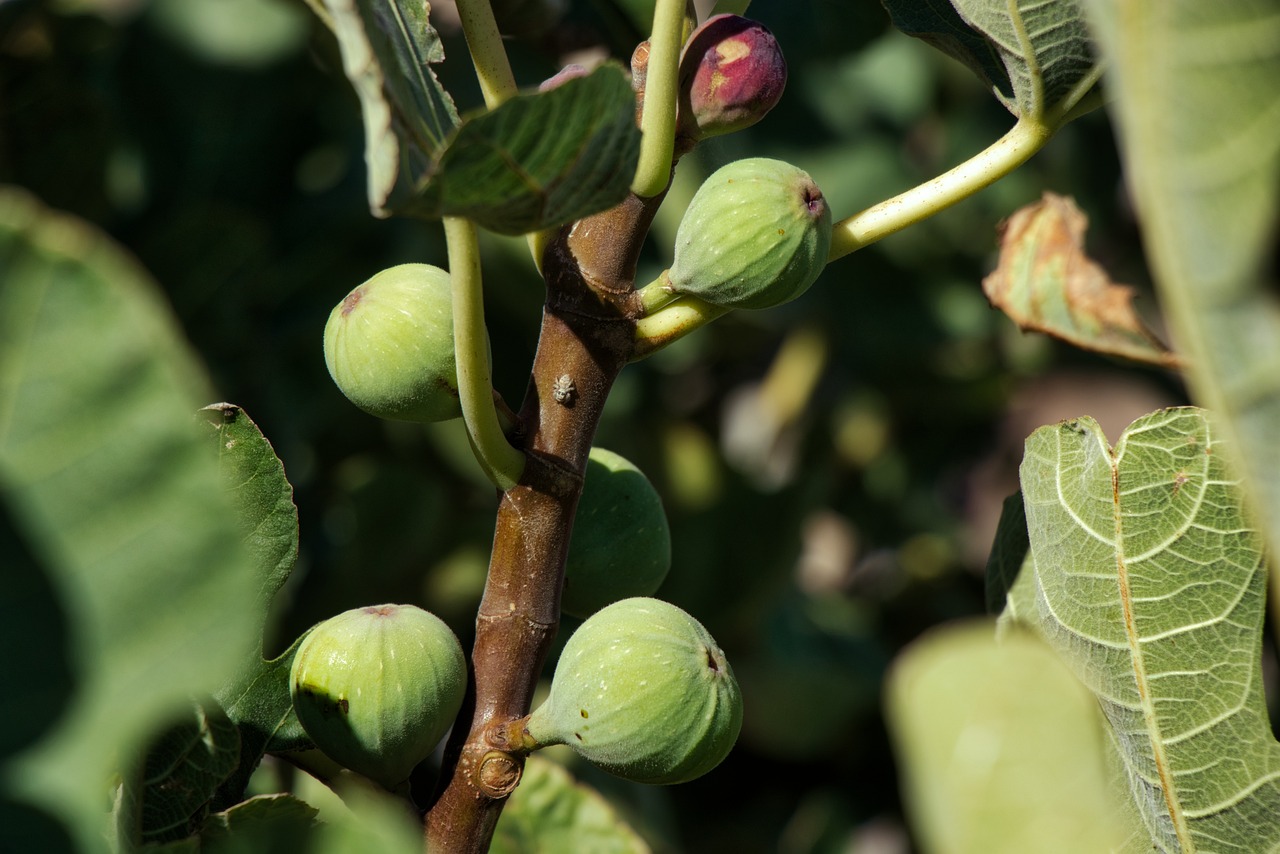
[526,598,742,785]
[679,14,786,141]
[561,448,671,618]
[290,604,467,789]
[668,157,831,310]
[323,263,461,423]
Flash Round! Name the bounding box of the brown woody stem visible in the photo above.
[423,189,666,851]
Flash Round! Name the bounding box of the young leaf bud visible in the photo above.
[562,448,672,619]
[678,14,787,142]
[323,263,461,423]
[290,604,467,789]
[666,157,831,310]
[526,598,742,785]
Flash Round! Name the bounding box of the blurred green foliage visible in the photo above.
[0,0,1187,849]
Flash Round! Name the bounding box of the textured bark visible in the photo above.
[423,189,666,852]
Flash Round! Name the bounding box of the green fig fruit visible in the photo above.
[323,263,461,423]
[290,604,467,789]
[666,158,831,310]
[526,598,742,785]
[562,448,672,619]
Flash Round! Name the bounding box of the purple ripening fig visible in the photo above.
[678,14,787,142]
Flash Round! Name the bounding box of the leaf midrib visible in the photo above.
[1111,427,1194,851]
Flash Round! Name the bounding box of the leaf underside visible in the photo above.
[1017,406,1280,852]
[882,0,1099,120]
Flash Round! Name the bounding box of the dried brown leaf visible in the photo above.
[983,192,1182,369]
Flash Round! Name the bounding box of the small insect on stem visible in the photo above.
[552,374,576,406]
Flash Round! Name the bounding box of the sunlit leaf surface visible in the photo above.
[1020,407,1279,851]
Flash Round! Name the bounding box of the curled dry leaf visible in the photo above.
[983,192,1182,370]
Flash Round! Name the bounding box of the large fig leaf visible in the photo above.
[318,0,641,233]
[881,0,1101,121]
[886,621,1129,853]
[1082,0,1280,595]
[1019,407,1279,851]
[0,187,260,853]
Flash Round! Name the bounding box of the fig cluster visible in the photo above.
[289,604,466,789]
[561,447,672,618]
[323,263,462,424]
[526,597,742,785]
[663,157,832,310]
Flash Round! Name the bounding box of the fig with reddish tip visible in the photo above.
[679,14,787,142]
[290,604,467,789]
[324,264,462,424]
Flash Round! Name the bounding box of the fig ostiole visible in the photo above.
[644,158,832,312]
[323,263,463,424]
[525,597,742,785]
[678,14,787,142]
[289,604,467,790]
[561,447,671,619]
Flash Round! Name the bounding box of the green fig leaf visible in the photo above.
[199,403,298,613]
[199,794,320,853]
[138,702,242,845]
[1082,0,1280,591]
[415,64,642,235]
[886,621,1130,853]
[212,634,312,811]
[882,0,1100,121]
[491,756,650,854]
[318,0,460,217]
[316,0,641,233]
[1019,407,1279,851]
[0,186,261,854]
[196,403,307,808]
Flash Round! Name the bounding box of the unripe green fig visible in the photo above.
[526,598,742,785]
[562,448,671,619]
[324,263,461,423]
[664,158,831,310]
[678,15,787,141]
[290,604,467,789]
